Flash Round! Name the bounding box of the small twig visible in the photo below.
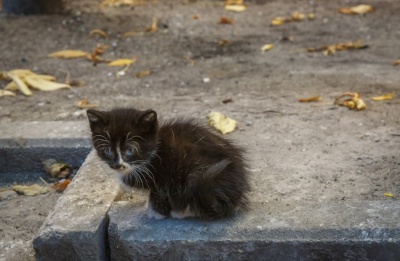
[39,177,55,191]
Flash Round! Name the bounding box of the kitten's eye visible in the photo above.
[104,148,113,158]
[125,148,135,157]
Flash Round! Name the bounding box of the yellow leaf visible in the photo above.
[298,96,322,102]
[4,81,19,91]
[371,93,396,101]
[13,184,48,196]
[225,5,246,12]
[261,44,274,52]
[340,5,374,15]
[88,29,109,39]
[225,0,243,5]
[384,193,394,197]
[48,50,89,59]
[0,90,16,97]
[271,17,286,26]
[207,112,238,135]
[136,70,151,78]
[7,72,33,96]
[24,76,71,91]
[8,69,34,77]
[291,11,305,21]
[108,58,137,67]
[335,92,366,111]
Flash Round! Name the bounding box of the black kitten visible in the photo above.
[87,108,250,219]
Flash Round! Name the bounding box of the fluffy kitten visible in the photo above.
[87,108,250,219]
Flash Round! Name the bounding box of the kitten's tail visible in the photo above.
[188,159,249,219]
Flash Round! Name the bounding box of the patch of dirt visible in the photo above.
[0,0,400,260]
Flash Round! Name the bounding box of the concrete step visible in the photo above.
[33,150,400,261]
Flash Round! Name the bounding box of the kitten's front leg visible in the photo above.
[147,190,171,219]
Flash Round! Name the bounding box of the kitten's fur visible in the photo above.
[87,108,250,219]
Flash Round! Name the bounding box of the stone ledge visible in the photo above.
[33,150,122,261]
[108,200,400,261]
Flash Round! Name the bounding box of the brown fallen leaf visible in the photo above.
[219,17,234,25]
[48,50,89,59]
[272,11,314,26]
[193,15,200,20]
[335,92,366,111]
[42,158,72,179]
[86,44,110,65]
[77,99,99,109]
[393,60,400,66]
[222,98,233,104]
[52,179,71,192]
[307,40,368,56]
[371,93,396,101]
[13,184,48,196]
[136,70,152,78]
[0,90,16,97]
[339,5,374,15]
[208,111,238,135]
[88,29,109,39]
[218,39,231,46]
[145,17,158,33]
[299,96,322,102]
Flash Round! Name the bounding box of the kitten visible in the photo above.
[87,108,250,219]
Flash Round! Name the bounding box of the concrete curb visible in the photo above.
[0,121,91,185]
[33,150,122,261]
[108,200,400,260]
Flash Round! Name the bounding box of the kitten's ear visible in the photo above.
[138,110,157,131]
[87,109,107,126]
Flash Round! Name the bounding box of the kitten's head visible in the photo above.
[87,108,158,176]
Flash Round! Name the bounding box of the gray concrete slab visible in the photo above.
[108,200,400,261]
[33,150,122,261]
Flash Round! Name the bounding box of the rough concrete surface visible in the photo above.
[33,150,122,261]
[108,200,400,260]
[0,0,400,260]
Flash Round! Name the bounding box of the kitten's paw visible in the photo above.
[147,203,167,220]
[170,206,196,219]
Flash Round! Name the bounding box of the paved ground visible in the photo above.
[0,0,399,260]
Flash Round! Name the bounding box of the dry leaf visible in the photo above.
[225,5,246,12]
[48,50,89,59]
[339,5,374,15]
[193,15,200,20]
[371,93,396,101]
[100,0,150,8]
[86,44,110,65]
[393,60,400,66]
[307,40,368,56]
[77,99,98,109]
[335,92,366,111]
[384,193,394,197]
[108,58,137,67]
[272,12,314,26]
[24,76,71,91]
[42,158,72,179]
[261,44,274,52]
[7,72,33,96]
[52,179,71,192]
[136,70,152,78]
[145,18,158,33]
[207,111,238,135]
[219,17,234,25]
[299,96,322,102]
[89,29,109,39]
[271,17,286,26]
[218,39,231,46]
[13,184,48,196]
[0,90,16,97]
[225,0,243,4]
